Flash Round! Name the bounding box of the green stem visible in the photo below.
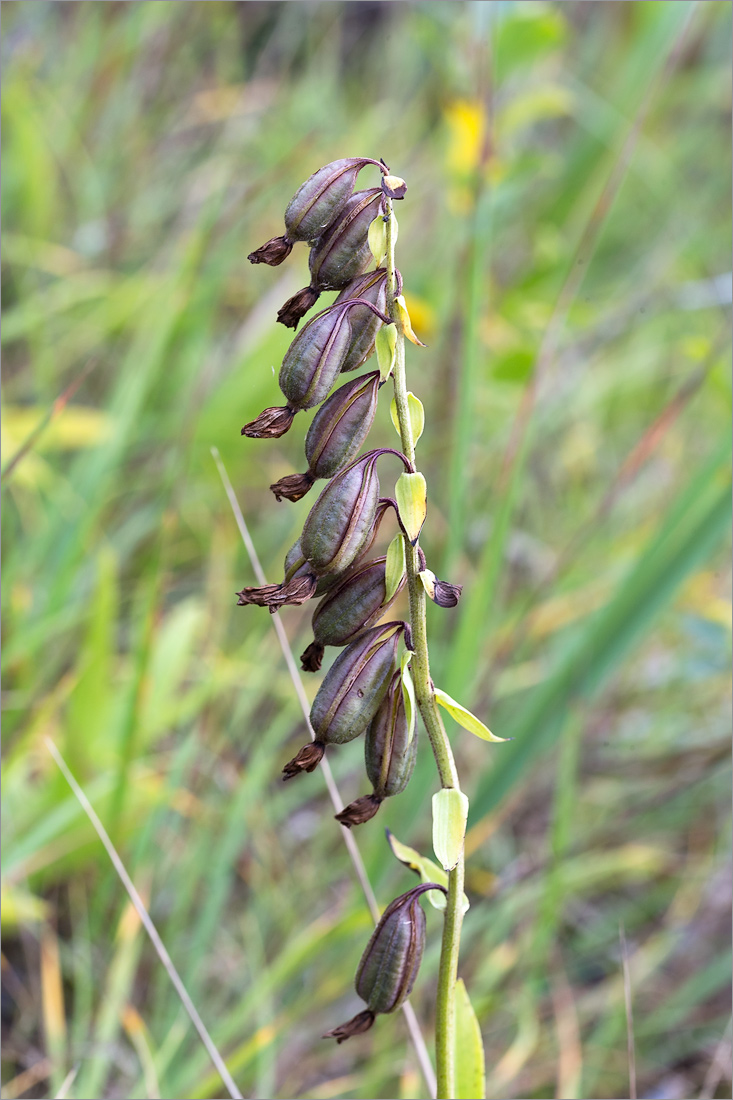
[384,196,465,1100]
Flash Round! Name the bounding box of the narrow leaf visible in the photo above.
[395,471,427,544]
[367,214,387,265]
[432,788,469,871]
[376,324,397,381]
[385,533,406,603]
[395,295,426,346]
[400,650,416,744]
[454,979,486,1099]
[385,830,470,913]
[434,687,508,742]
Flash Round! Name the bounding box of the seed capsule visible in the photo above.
[323,884,445,1043]
[270,372,382,504]
[300,554,404,672]
[335,669,416,826]
[285,158,384,243]
[301,449,408,578]
[248,158,385,267]
[282,621,405,779]
[309,189,384,291]
[276,189,385,330]
[334,269,390,373]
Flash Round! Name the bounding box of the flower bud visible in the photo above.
[309,189,384,291]
[270,372,382,505]
[324,884,445,1042]
[335,668,416,826]
[300,553,404,671]
[301,449,407,577]
[283,621,405,780]
[284,158,384,243]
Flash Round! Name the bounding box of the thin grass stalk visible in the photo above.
[384,199,465,1099]
[44,738,244,1100]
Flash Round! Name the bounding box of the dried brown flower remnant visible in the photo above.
[276,285,321,329]
[235,571,317,610]
[241,405,296,439]
[334,792,382,828]
[269,471,315,503]
[282,740,325,780]
[247,235,293,266]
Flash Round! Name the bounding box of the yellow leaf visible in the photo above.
[395,295,426,346]
[395,471,427,544]
[434,687,508,742]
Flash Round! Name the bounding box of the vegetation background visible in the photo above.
[2,2,731,1098]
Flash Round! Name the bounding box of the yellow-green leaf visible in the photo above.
[385,533,406,603]
[367,213,387,265]
[419,568,437,599]
[395,471,427,544]
[432,788,469,871]
[385,830,469,913]
[454,979,486,1099]
[395,294,426,346]
[390,391,425,444]
[400,650,416,743]
[376,323,397,381]
[434,687,508,742]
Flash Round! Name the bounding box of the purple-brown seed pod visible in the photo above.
[283,621,406,780]
[270,372,382,504]
[334,268,391,373]
[248,158,385,268]
[324,884,446,1042]
[335,668,416,826]
[279,302,390,414]
[300,449,409,578]
[309,188,384,291]
[300,554,404,672]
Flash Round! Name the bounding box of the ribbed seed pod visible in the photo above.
[309,188,384,290]
[300,451,378,576]
[247,157,384,266]
[335,670,416,826]
[278,302,354,411]
[285,158,384,243]
[277,189,384,329]
[282,621,404,779]
[244,302,389,440]
[270,372,382,503]
[300,554,404,672]
[324,884,445,1043]
[334,269,388,372]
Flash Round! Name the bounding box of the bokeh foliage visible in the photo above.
[2,3,730,1098]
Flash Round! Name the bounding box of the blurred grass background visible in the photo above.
[1,2,731,1098]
